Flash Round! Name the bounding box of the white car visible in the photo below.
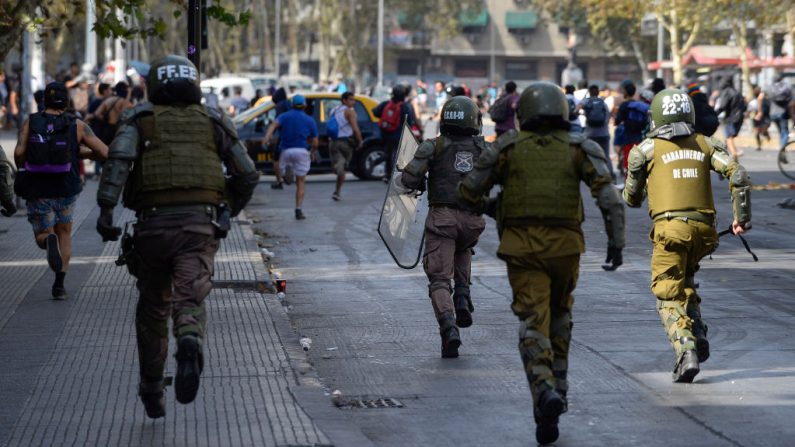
[200,76,256,101]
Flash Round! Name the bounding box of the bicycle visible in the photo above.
[778,133,795,180]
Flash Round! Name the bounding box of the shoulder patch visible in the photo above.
[121,102,153,124]
[493,129,517,152]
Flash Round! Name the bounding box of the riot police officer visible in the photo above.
[0,148,16,217]
[623,88,751,383]
[460,82,625,444]
[398,96,487,358]
[95,55,259,419]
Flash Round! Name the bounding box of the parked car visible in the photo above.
[233,93,388,180]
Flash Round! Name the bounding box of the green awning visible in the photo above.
[459,10,488,27]
[506,11,538,30]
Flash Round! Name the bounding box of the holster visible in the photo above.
[115,222,142,276]
[212,204,231,239]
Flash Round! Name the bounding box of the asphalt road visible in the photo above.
[246,144,795,447]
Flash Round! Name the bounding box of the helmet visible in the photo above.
[649,88,695,131]
[291,94,306,109]
[147,55,202,106]
[440,96,481,136]
[516,81,569,126]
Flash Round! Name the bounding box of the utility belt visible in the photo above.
[135,203,231,238]
[652,211,714,226]
[502,216,580,231]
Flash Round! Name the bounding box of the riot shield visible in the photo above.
[378,123,429,269]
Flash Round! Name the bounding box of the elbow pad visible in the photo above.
[730,166,751,224]
[622,143,650,208]
[598,185,626,249]
[97,124,139,208]
[224,140,259,216]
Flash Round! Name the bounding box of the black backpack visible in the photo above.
[771,82,793,107]
[583,97,607,127]
[489,95,511,123]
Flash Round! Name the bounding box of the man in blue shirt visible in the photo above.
[263,94,318,219]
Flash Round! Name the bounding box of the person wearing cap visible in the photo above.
[263,94,319,220]
[12,82,108,299]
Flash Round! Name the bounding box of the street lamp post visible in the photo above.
[377,0,384,87]
[275,0,281,76]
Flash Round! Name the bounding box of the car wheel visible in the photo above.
[356,145,387,180]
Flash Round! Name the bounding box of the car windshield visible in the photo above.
[234,100,274,125]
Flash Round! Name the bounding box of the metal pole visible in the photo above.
[377,0,383,87]
[20,32,31,121]
[489,12,495,83]
[85,0,97,73]
[114,8,126,84]
[188,0,201,69]
[656,20,664,79]
[275,0,281,76]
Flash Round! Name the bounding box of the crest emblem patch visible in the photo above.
[454,152,474,173]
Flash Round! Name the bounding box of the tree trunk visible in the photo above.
[734,22,752,98]
[630,36,651,82]
[668,11,683,86]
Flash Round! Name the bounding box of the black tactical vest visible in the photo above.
[428,135,484,211]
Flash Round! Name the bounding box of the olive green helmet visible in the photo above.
[649,88,695,130]
[516,81,569,127]
[440,96,482,136]
[147,55,202,106]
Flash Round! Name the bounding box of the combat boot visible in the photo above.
[139,379,166,419]
[453,288,473,328]
[672,349,700,383]
[439,314,461,358]
[535,387,565,445]
[692,321,710,363]
[175,334,204,404]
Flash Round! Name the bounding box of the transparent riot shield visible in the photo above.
[377,123,429,269]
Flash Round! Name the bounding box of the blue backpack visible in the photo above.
[327,106,340,140]
[624,101,649,133]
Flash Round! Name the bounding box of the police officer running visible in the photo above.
[460,82,625,444]
[95,55,259,418]
[623,88,751,383]
[398,96,488,358]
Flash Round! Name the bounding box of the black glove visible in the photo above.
[1,200,16,217]
[601,246,623,271]
[96,208,121,242]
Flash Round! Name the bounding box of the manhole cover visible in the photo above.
[344,398,404,409]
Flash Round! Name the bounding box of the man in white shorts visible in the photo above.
[328,92,363,201]
[263,94,318,219]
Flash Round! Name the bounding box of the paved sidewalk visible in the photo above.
[0,185,350,446]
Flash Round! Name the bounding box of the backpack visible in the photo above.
[326,106,340,140]
[624,101,649,133]
[25,112,75,174]
[583,97,607,127]
[489,95,511,123]
[566,96,577,121]
[380,100,403,133]
[770,82,793,107]
[728,90,746,123]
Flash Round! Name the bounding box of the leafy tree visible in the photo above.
[0,0,249,63]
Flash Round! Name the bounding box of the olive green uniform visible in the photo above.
[460,128,625,411]
[624,133,751,361]
[97,103,258,385]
